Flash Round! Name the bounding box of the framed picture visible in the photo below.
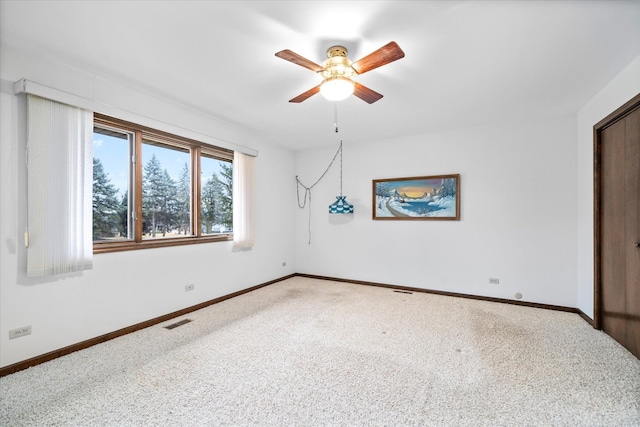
[372,174,460,220]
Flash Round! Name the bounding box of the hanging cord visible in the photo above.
[339,137,343,196]
[296,140,343,244]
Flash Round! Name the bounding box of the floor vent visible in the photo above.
[164,319,192,330]
[393,290,413,294]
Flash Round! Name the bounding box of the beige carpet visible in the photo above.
[1,277,639,426]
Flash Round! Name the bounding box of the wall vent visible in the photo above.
[164,319,192,330]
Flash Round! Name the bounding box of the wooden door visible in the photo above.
[595,94,640,359]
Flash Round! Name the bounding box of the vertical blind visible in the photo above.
[232,151,255,249]
[26,94,94,276]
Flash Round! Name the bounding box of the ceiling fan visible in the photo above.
[275,41,405,104]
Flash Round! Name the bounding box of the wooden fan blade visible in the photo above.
[289,85,320,103]
[353,82,383,104]
[351,41,405,75]
[275,49,325,73]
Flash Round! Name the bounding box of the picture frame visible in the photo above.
[372,174,460,220]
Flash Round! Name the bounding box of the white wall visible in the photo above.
[295,116,578,307]
[0,47,296,368]
[576,55,640,318]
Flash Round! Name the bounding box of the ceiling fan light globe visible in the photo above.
[320,77,355,101]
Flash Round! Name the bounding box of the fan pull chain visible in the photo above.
[296,141,343,244]
[334,103,339,133]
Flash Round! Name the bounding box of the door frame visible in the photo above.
[593,92,640,329]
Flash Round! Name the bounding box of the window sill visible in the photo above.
[93,234,233,254]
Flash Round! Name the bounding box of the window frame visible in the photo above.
[93,113,233,254]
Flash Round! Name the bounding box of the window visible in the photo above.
[92,114,233,253]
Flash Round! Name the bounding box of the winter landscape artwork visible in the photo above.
[372,174,460,220]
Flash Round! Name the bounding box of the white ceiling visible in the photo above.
[1,1,639,151]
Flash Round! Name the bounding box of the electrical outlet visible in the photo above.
[185,284,194,292]
[489,277,500,284]
[9,325,32,340]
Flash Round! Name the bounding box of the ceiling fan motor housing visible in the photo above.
[322,46,354,79]
[326,45,348,58]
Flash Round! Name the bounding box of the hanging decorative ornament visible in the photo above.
[328,141,353,214]
[329,195,354,214]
